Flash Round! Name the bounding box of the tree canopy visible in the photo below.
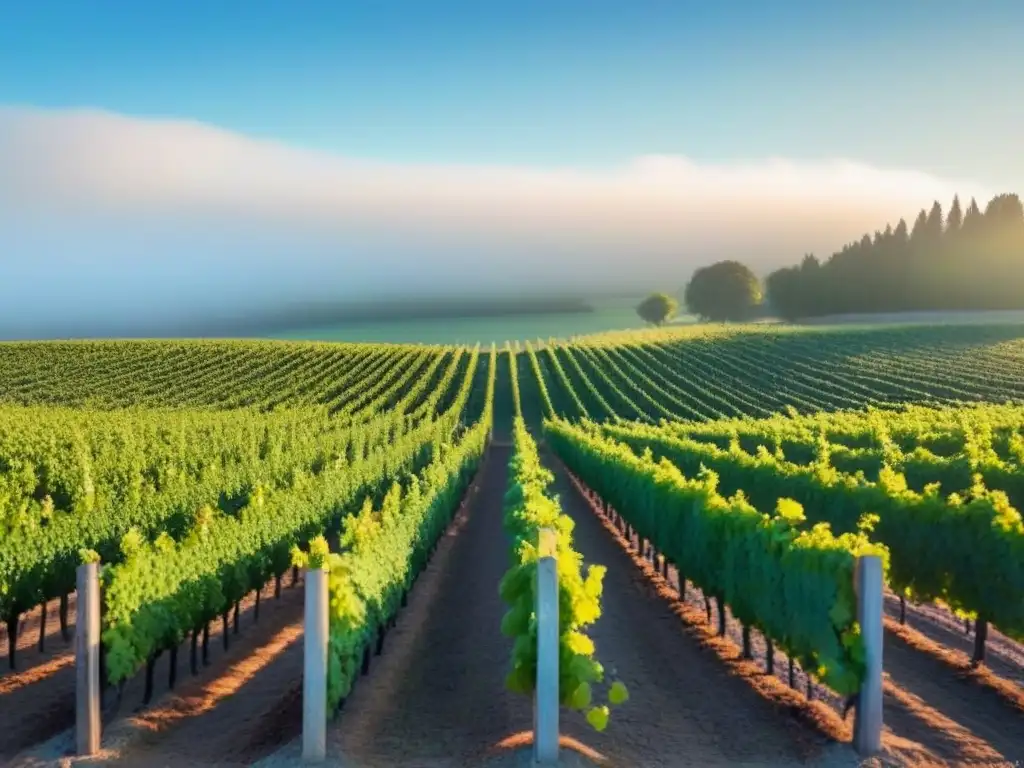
[636,293,678,326]
[765,192,1024,320]
[683,261,762,322]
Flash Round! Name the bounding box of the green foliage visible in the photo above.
[508,346,523,420]
[2,322,1024,681]
[0,344,475,628]
[292,535,331,570]
[663,403,1024,511]
[499,418,628,728]
[100,420,443,685]
[599,412,1024,640]
[523,342,556,420]
[96,350,486,685]
[79,548,101,565]
[636,293,679,326]
[683,261,762,322]
[546,418,889,694]
[543,345,589,421]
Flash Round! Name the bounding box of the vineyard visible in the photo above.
[1,322,1023,767]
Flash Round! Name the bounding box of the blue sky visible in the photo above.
[0,1,1020,337]
[3,1,1021,183]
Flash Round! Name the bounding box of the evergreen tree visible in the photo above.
[764,191,1024,319]
[910,209,928,242]
[925,201,944,240]
[946,195,963,233]
[962,197,984,235]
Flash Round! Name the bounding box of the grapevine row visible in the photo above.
[596,418,1024,641]
[98,349,485,687]
[544,418,889,695]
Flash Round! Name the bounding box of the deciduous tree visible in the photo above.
[684,261,762,322]
[636,293,678,326]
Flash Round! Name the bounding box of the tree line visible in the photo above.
[636,192,1024,325]
[766,193,1024,319]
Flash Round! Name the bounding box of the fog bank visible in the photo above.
[0,107,992,338]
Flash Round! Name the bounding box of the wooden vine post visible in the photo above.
[853,555,883,757]
[76,562,101,756]
[302,565,329,762]
[534,527,560,765]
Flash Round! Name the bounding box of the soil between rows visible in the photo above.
[8,575,308,767]
[326,444,533,766]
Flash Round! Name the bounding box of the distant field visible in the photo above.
[268,302,1024,345]
[268,298,691,344]
[802,309,1024,328]
[3,322,1023,416]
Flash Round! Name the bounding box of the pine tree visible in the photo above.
[893,218,909,244]
[946,195,963,234]
[910,209,928,241]
[801,253,820,270]
[962,197,983,234]
[925,201,944,240]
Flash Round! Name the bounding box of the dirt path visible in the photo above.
[0,649,77,758]
[8,576,308,766]
[877,634,1024,766]
[882,594,1024,690]
[0,595,82,756]
[2,593,79,664]
[328,445,533,766]
[541,450,847,768]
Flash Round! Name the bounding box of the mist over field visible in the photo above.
[0,107,993,338]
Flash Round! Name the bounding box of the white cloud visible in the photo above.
[0,106,994,336]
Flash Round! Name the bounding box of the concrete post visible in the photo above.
[303,567,329,762]
[534,527,559,765]
[76,562,101,756]
[853,555,883,756]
